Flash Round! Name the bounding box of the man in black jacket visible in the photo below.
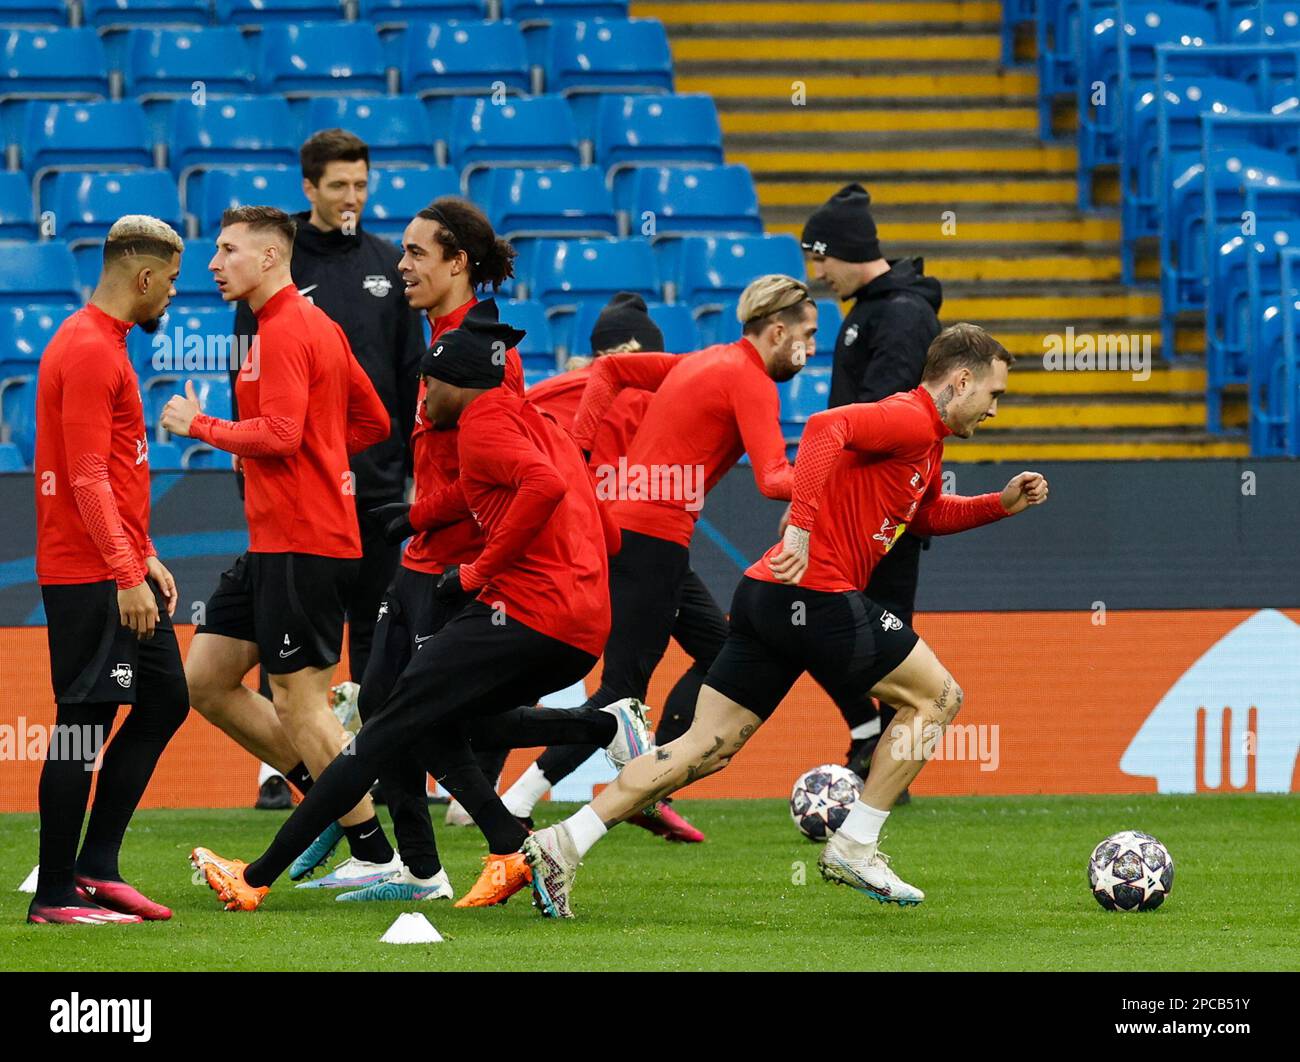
[228,130,425,808]
[801,182,943,787]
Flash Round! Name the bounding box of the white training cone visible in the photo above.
[380,912,443,944]
[18,865,38,893]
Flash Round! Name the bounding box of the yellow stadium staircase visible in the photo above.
[632,0,1250,460]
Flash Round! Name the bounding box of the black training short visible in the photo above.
[42,580,184,705]
[704,576,921,722]
[197,551,360,674]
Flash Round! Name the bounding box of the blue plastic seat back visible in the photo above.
[546,18,672,94]
[198,166,304,236]
[527,237,659,307]
[401,20,531,96]
[51,170,182,243]
[0,240,80,305]
[125,28,257,98]
[487,165,617,239]
[1,28,110,98]
[257,22,388,96]
[627,164,762,237]
[675,234,805,306]
[305,96,436,166]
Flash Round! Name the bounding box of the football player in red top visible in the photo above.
[29,215,189,925]
[161,206,402,885]
[524,323,1050,918]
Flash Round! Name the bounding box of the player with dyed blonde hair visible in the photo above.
[29,215,189,924]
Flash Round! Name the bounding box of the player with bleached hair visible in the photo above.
[524,323,1051,918]
[29,215,189,924]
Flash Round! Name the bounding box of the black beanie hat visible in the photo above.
[800,183,881,263]
[419,299,525,388]
[590,291,665,354]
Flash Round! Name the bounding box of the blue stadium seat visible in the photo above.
[673,233,805,307]
[125,28,257,100]
[1001,0,1037,66]
[1234,1,1300,42]
[400,20,531,99]
[172,250,225,309]
[213,0,345,26]
[0,304,69,373]
[815,297,844,338]
[0,240,80,306]
[197,166,304,236]
[0,29,110,103]
[625,164,762,238]
[359,0,489,26]
[487,166,617,242]
[132,306,240,389]
[82,0,210,31]
[0,1,69,28]
[0,171,35,239]
[1036,0,1085,138]
[146,373,232,434]
[448,95,581,197]
[545,18,672,133]
[1276,76,1300,112]
[498,298,555,359]
[502,0,628,18]
[181,443,225,468]
[0,375,36,462]
[147,440,183,469]
[305,96,436,166]
[365,165,459,240]
[527,237,659,308]
[22,101,154,213]
[0,441,26,471]
[258,22,388,97]
[1077,1,1220,210]
[569,297,698,354]
[169,95,299,210]
[777,367,831,426]
[595,93,724,199]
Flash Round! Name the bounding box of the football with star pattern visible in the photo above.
[1088,830,1174,911]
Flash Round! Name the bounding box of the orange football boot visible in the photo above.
[190,847,269,912]
[453,852,532,908]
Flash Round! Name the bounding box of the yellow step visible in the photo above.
[985,401,1246,430]
[678,72,1039,98]
[994,331,1203,356]
[944,293,1162,319]
[771,218,1118,242]
[634,1,1004,24]
[737,146,1076,174]
[674,36,1000,62]
[760,178,1076,206]
[1009,367,1207,395]
[927,257,1122,282]
[943,439,1251,460]
[726,109,1039,135]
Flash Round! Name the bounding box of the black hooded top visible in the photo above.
[231,211,426,503]
[828,257,943,409]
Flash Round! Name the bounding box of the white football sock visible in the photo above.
[837,801,890,846]
[502,763,551,817]
[257,761,282,787]
[563,804,608,859]
[850,717,882,740]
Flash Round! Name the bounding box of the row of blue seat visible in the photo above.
[3,94,723,205]
[0,0,629,31]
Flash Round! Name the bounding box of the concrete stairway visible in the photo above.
[632,0,1250,459]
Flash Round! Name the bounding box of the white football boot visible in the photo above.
[601,697,654,769]
[523,824,581,919]
[818,833,925,906]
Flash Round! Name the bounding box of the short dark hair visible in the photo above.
[416,197,516,291]
[922,323,1014,383]
[300,128,370,185]
[220,205,297,249]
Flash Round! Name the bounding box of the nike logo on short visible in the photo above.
[298,284,318,296]
[413,634,435,644]
[279,646,301,658]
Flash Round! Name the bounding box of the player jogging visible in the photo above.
[189,300,623,913]
[505,276,810,842]
[29,216,190,925]
[160,206,401,888]
[523,323,1050,918]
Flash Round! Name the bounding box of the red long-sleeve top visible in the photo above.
[748,387,1009,594]
[401,296,525,575]
[526,363,651,472]
[189,283,389,557]
[35,304,156,588]
[571,339,793,547]
[456,388,614,657]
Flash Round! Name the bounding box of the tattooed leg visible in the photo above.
[859,638,963,810]
[590,686,762,828]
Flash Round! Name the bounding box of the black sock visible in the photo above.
[436,762,528,855]
[285,762,314,795]
[343,816,394,864]
[471,705,617,751]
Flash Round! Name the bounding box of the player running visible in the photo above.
[28,216,190,925]
[504,276,810,845]
[331,203,647,905]
[189,301,622,913]
[161,206,402,889]
[498,292,719,842]
[523,323,1050,918]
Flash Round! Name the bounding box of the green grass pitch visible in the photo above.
[1,794,1297,971]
